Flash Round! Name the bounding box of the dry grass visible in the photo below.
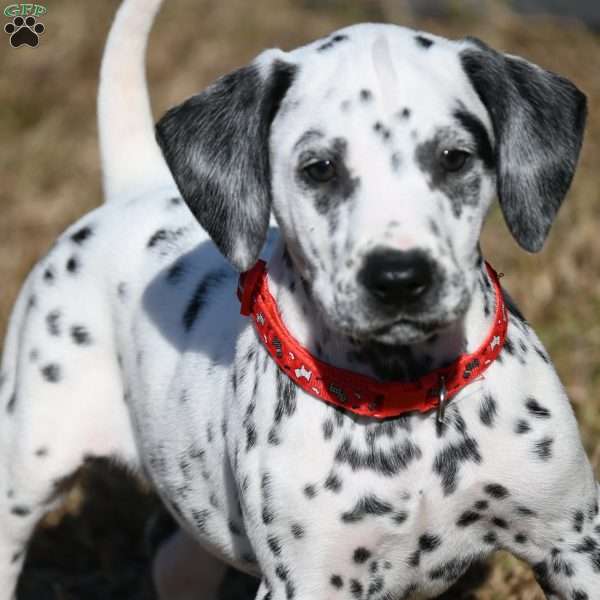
[1,0,599,598]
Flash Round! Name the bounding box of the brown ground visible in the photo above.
[1,0,599,598]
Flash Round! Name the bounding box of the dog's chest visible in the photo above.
[228,341,513,596]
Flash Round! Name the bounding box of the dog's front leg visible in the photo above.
[516,481,600,600]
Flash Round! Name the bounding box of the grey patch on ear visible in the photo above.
[461,38,586,252]
[156,59,297,271]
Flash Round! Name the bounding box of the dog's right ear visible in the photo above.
[156,51,296,271]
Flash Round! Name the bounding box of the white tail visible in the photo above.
[98,0,175,203]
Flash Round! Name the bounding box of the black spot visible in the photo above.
[324,472,342,493]
[275,564,289,581]
[267,428,280,446]
[502,337,515,356]
[433,436,481,496]
[117,282,127,301]
[66,256,79,274]
[492,517,509,529]
[291,523,305,538]
[525,397,551,419]
[303,484,317,499]
[479,393,497,427]
[390,152,402,171]
[11,506,31,517]
[474,500,488,511]
[572,591,589,600]
[533,436,554,460]
[70,325,92,346]
[147,229,168,248]
[335,436,422,477]
[367,577,384,596]
[457,511,480,527]
[71,226,93,244]
[573,510,585,533]
[392,511,408,525]
[317,33,349,52]
[534,346,550,364]
[341,494,393,523]
[353,547,371,564]
[274,369,297,424]
[516,506,536,517]
[182,270,229,331]
[46,310,61,336]
[267,535,282,556]
[41,363,61,383]
[322,419,334,440]
[515,419,531,434]
[483,531,497,545]
[359,89,372,102]
[349,579,363,599]
[246,424,257,451]
[6,392,17,414]
[191,508,209,533]
[43,266,55,283]
[514,532,527,544]
[35,447,48,457]
[484,483,509,499]
[373,121,391,140]
[330,575,343,589]
[415,35,434,49]
[420,533,441,552]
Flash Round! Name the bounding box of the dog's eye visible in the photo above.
[303,160,337,183]
[440,149,471,172]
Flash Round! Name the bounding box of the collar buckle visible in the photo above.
[436,376,447,424]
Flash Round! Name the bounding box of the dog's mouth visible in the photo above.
[328,291,472,346]
[364,315,459,345]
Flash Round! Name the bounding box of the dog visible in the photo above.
[0,0,597,598]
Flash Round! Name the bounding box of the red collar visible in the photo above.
[238,261,508,420]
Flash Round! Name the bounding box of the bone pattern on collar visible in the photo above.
[238,256,508,419]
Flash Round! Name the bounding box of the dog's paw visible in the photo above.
[4,16,44,48]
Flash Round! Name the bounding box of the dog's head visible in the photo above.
[156,24,586,345]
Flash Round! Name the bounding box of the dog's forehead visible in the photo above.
[278,24,486,147]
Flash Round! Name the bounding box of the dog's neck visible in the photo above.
[264,240,496,382]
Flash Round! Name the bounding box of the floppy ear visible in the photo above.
[156,51,296,271]
[460,39,586,252]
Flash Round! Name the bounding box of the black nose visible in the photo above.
[358,248,435,308]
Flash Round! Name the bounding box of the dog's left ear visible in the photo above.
[156,51,296,271]
[460,39,587,252]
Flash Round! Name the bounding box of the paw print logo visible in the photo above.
[4,15,44,48]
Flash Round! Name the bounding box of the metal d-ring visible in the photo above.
[436,376,447,424]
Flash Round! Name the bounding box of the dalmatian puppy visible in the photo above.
[0,0,597,598]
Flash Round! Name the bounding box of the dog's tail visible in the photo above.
[98,0,174,203]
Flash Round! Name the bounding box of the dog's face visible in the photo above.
[157,24,586,345]
[269,26,496,343]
